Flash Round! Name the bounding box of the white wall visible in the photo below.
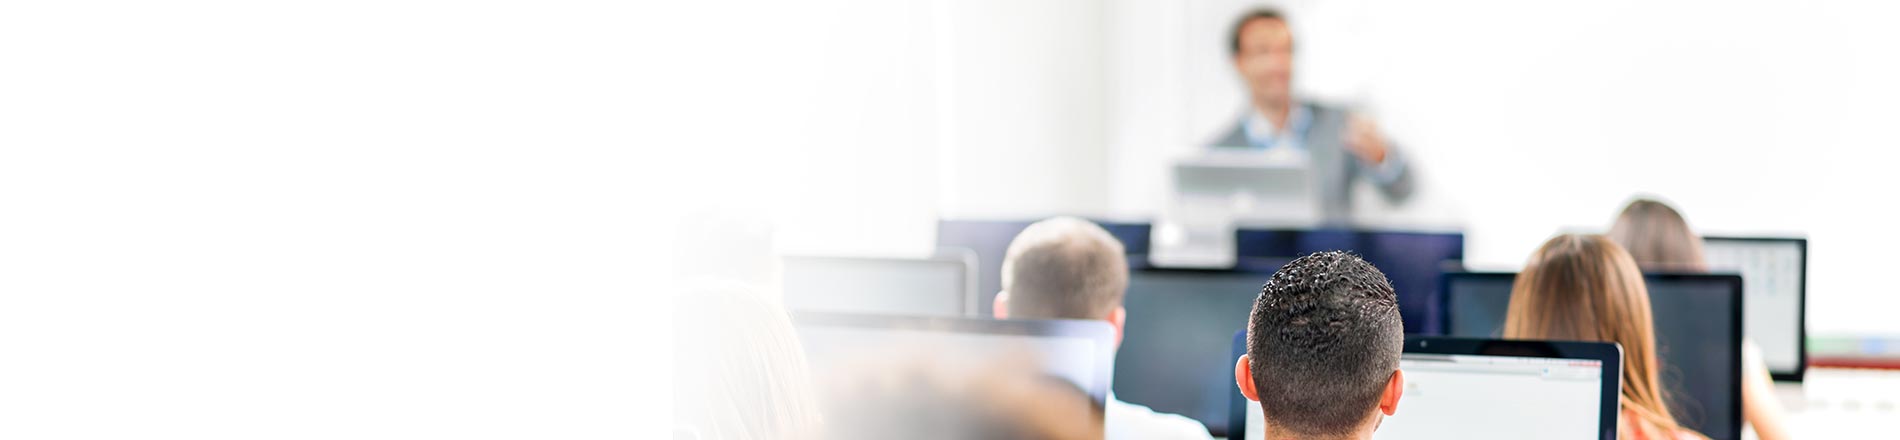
[724,0,1115,257]
[724,0,1899,335]
[1105,0,1900,334]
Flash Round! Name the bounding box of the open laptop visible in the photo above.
[1442,272,1744,440]
[1702,236,1808,380]
[1230,333,1622,440]
[791,312,1117,406]
[780,250,977,317]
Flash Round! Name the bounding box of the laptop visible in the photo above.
[1230,333,1623,440]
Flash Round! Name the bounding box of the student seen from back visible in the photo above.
[1503,234,1707,440]
[1233,251,1406,440]
[1606,198,1792,440]
[994,217,1213,440]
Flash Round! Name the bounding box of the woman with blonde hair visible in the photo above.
[1503,234,1706,440]
[1605,197,1792,440]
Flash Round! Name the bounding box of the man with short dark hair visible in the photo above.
[995,217,1212,440]
[1211,8,1416,223]
[1233,251,1405,440]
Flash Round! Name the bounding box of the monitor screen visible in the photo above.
[1235,336,1618,440]
[1442,273,1743,440]
[781,254,973,317]
[792,312,1116,405]
[1115,269,1266,437]
[1702,237,1806,378]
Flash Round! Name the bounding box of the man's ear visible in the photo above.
[1234,355,1260,402]
[1378,369,1404,416]
[992,291,1008,319]
[1106,306,1126,346]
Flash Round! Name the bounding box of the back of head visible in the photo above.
[673,282,822,440]
[1000,217,1128,320]
[1607,198,1707,272]
[1502,234,1696,439]
[1246,251,1404,437]
[817,355,1104,440]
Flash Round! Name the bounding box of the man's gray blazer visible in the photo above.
[1208,102,1416,224]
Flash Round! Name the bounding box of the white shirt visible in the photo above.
[1106,394,1214,440]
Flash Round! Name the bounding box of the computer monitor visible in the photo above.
[792,312,1117,406]
[1171,153,1318,227]
[780,251,976,317]
[1702,236,1808,380]
[1229,334,1623,440]
[1234,229,1465,334]
[1441,272,1743,440]
[1115,268,1267,437]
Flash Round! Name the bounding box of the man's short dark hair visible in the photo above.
[1246,251,1403,437]
[1229,8,1288,56]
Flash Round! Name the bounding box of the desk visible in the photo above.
[1745,368,1900,439]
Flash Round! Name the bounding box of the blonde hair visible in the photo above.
[673,282,823,439]
[1000,217,1128,319]
[1608,199,1707,272]
[1503,234,1706,440]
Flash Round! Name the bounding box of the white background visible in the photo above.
[689,0,1900,336]
[5,0,1899,437]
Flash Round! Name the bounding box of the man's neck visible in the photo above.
[1262,429,1373,440]
[1260,417,1378,440]
[1252,98,1294,131]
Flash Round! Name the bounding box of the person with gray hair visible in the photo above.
[992,217,1213,440]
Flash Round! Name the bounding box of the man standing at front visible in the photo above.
[1212,9,1416,223]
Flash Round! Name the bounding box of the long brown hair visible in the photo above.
[1503,234,1705,439]
[1608,199,1707,272]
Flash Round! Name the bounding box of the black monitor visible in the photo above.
[780,251,977,317]
[1441,272,1743,440]
[1702,236,1808,380]
[1235,229,1465,334]
[792,312,1117,406]
[1114,268,1266,437]
[1229,334,1624,440]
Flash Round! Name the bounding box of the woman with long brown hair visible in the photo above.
[1503,234,1706,440]
[1607,198,1707,272]
[1606,198,1792,440]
